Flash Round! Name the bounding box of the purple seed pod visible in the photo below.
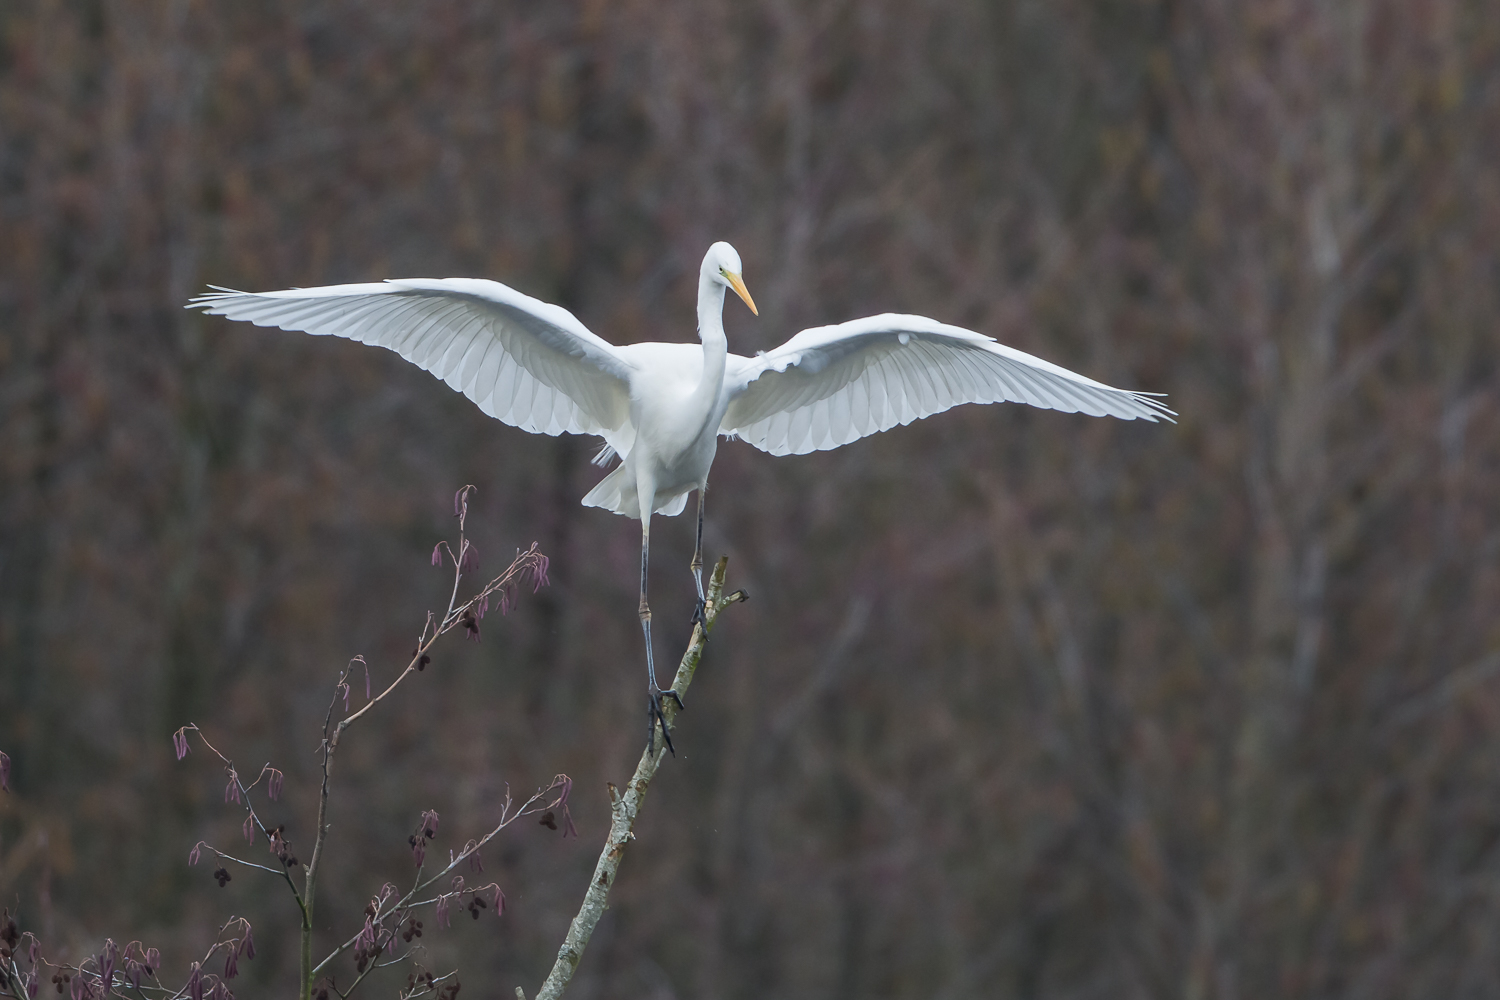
[100,939,117,991]
[355,916,375,955]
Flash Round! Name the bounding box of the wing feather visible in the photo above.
[485,354,520,421]
[722,313,1172,456]
[508,366,540,429]
[428,302,485,374]
[887,348,920,419]
[828,387,853,445]
[189,278,635,438]
[951,348,991,402]
[890,349,924,423]
[911,344,945,414]
[468,337,504,405]
[442,313,490,390]
[455,319,496,391]
[914,341,951,411]
[788,402,814,454]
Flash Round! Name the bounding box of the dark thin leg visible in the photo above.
[690,486,708,631]
[639,519,681,755]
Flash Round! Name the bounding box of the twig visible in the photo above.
[176,726,305,908]
[294,536,552,1000]
[295,524,547,1000]
[301,674,348,998]
[532,558,743,1000]
[309,777,567,978]
[201,848,289,879]
[4,496,552,1000]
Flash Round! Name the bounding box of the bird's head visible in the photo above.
[703,241,758,316]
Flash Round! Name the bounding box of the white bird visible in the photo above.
[189,241,1173,750]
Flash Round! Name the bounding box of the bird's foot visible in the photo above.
[647,685,685,756]
[690,596,709,635]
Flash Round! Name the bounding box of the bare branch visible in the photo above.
[532,558,743,1000]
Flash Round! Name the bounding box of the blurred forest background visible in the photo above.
[3,0,1499,997]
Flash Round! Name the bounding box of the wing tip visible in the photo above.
[184,286,244,310]
[1130,392,1178,424]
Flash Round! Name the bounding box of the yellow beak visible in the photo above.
[725,271,758,316]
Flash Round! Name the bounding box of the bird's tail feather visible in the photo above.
[581,463,635,516]
[581,465,691,517]
[590,441,618,467]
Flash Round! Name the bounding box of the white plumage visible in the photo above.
[189,241,1172,750]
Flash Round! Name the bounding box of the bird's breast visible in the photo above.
[618,349,726,487]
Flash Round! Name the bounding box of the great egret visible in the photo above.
[189,241,1172,751]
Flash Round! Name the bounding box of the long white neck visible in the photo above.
[692,272,729,411]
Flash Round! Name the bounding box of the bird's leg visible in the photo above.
[638,515,681,755]
[690,486,708,632]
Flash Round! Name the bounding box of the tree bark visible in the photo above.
[530,557,742,1000]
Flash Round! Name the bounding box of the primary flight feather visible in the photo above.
[189,241,1172,751]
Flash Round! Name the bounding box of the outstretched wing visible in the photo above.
[721,313,1173,456]
[189,278,636,437]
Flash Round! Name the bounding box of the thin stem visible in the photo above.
[182,726,307,908]
[533,558,742,1000]
[164,526,541,1000]
[338,542,544,733]
[150,918,252,1000]
[444,541,466,619]
[310,778,564,977]
[0,957,27,999]
[330,940,387,999]
[340,662,419,730]
[301,678,346,1000]
[206,849,290,878]
[399,969,458,1000]
[297,541,549,1000]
